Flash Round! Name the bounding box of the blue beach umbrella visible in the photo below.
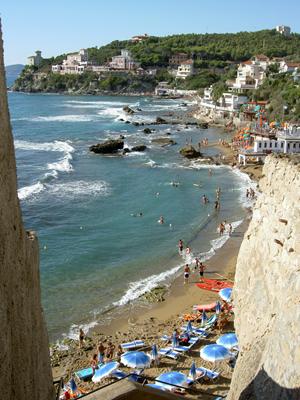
[201,310,208,326]
[121,351,151,369]
[219,288,232,302]
[200,344,231,363]
[215,301,222,314]
[216,333,238,349]
[156,371,187,390]
[69,377,77,392]
[186,320,193,333]
[189,361,197,381]
[92,361,120,383]
[172,331,179,349]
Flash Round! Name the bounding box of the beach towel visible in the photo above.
[196,278,233,292]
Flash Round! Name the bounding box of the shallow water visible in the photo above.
[8,93,251,341]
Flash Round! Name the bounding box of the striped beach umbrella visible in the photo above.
[215,301,222,314]
[201,310,208,326]
[121,351,151,369]
[186,320,193,333]
[200,344,231,363]
[216,333,238,349]
[92,361,120,383]
[219,288,232,302]
[189,361,197,381]
[172,331,179,349]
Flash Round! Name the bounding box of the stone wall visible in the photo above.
[228,154,300,399]
[0,22,54,400]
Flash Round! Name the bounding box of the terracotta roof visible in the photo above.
[241,60,252,65]
[255,54,269,61]
[180,59,193,65]
[286,62,300,67]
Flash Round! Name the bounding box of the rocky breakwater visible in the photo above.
[0,23,53,400]
[228,154,300,400]
[90,139,124,154]
[180,145,202,159]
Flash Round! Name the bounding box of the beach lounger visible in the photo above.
[158,348,181,360]
[172,336,200,352]
[186,367,220,386]
[121,340,145,350]
[111,369,146,383]
[74,363,103,381]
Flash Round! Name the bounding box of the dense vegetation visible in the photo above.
[251,73,300,121]
[13,29,300,94]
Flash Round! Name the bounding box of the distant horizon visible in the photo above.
[2,0,300,65]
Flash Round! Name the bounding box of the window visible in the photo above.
[281,142,284,148]
[264,142,267,148]
[259,142,262,148]
[288,143,290,149]
[293,143,296,148]
[275,142,277,148]
[270,142,272,148]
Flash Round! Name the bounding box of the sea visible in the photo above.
[7,90,254,343]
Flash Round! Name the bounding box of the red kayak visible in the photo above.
[196,278,233,292]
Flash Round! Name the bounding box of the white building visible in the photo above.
[52,49,90,75]
[176,60,194,79]
[279,61,300,74]
[27,51,43,67]
[199,86,247,113]
[276,25,291,37]
[109,49,139,70]
[229,60,265,92]
[253,130,300,154]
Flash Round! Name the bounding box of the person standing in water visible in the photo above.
[194,257,200,271]
[178,239,184,253]
[158,216,164,224]
[184,264,191,284]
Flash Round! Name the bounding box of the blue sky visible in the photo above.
[2,0,300,65]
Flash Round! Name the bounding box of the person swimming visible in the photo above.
[158,216,164,224]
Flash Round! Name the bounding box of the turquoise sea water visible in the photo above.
[8,92,252,342]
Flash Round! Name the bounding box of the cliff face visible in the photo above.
[228,155,300,400]
[0,23,54,400]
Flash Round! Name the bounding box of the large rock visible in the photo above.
[131,145,147,152]
[179,145,201,158]
[151,138,177,147]
[123,105,135,114]
[0,23,54,400]
[89,139,124,154]
[228,154,300,400]
[143,128,152,134]
[156,116,167,124]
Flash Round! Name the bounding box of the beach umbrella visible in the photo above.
[219,288,232,302]
[189,361,197,381]
[215,301,222,314]
[201,310,208,326]
[156,371,187,390]
[92,361,120,383]
[172,331,179,349]
[121,351,151,369]
[69,377,77,393]
[186,320,193,333]
[151,344,158,362]
[200,344,231,363]
[216,333,238,350]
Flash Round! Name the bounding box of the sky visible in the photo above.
[2,0,300,65]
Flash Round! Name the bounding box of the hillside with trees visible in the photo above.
[13,29,300,94]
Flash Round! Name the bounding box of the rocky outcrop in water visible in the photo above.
[123,106,135,115]
[152,138,177,146]
[90,139,124,154]
[0,22,54,400]
[179,145,201,158]
[131,145,147,152]
[228,154,300,400]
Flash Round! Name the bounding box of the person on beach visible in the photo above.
[186,246,191,255]
[214,200,220,210]
[91,354,99,375]
[228,223,233,235]
[218,222,225,236]
[97,341,106,364]
[199,262,207,282]
[158,216,164,224]
[202,194,209,204]
[216,187,221,199]
[184,264,190,284]
[178,239,184,253]
[79,328,85,348]
[116,344,123,361]
[194,257,200,271]
[106,342,115,360]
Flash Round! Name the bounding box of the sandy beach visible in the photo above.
[52,214,251,399]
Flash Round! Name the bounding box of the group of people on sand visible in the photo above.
[218,220,232,236]
[178,240,207,285]
[79,330,123,375]
[246,188,256,199]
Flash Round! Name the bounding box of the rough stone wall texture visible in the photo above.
[0,22,54,400]
[228,154,300,400]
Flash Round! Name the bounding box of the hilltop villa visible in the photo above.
[276,25,291,36]
[27,50,43,67]
[131,34,149,43]
[169,53,189,66]
[176,60,194,79]
[52,49,90,74]
[109,49,140,70]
